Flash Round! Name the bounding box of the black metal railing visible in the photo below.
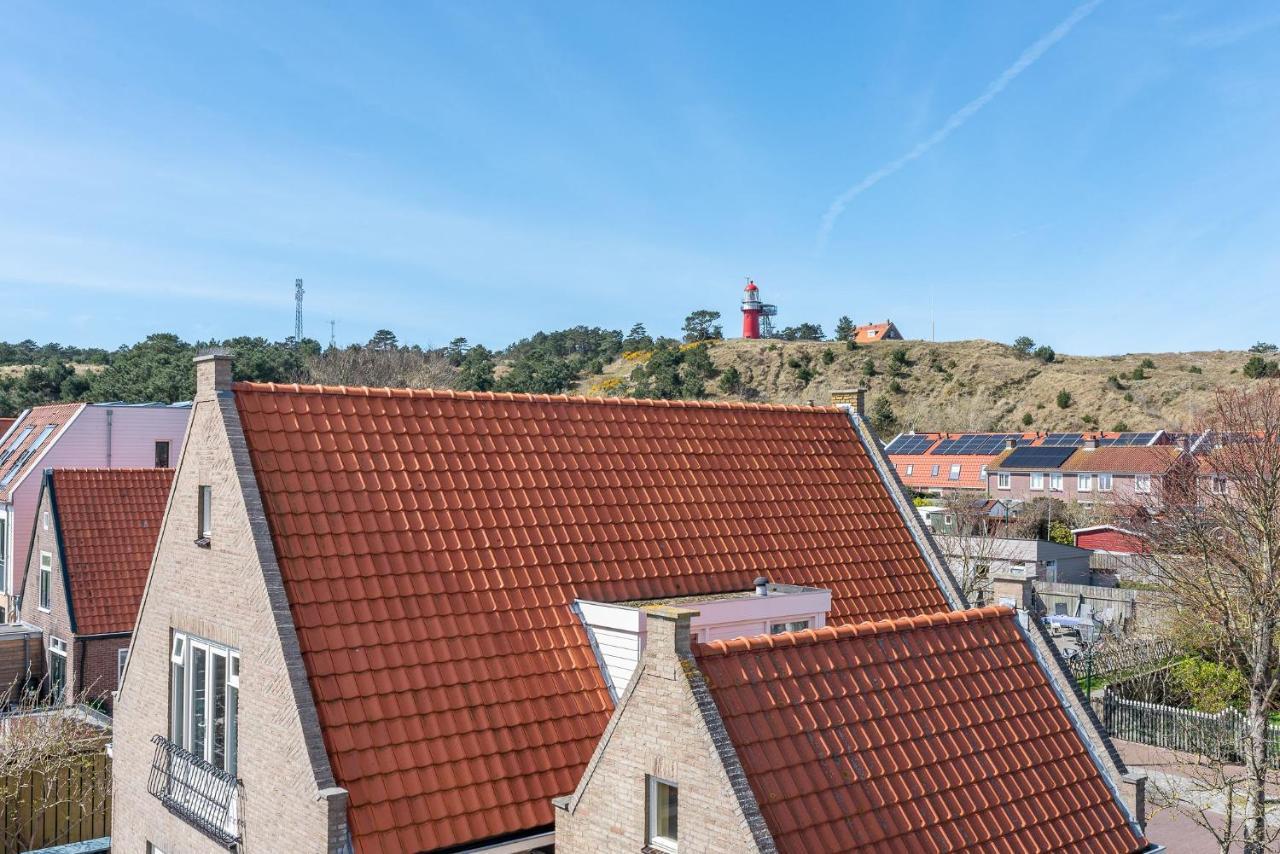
[147,734,241,848]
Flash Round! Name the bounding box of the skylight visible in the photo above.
[0,426,33,468]
[0,424,56,487]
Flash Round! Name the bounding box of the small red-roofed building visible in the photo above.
[851,320,903,344]
[556,606,1152,853]
[16,467,173,711]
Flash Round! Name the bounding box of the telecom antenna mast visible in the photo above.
[294,278,305,342]
[329,320,336,349]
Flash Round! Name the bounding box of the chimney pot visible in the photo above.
[754,576,769,597]
[194,351,233,399]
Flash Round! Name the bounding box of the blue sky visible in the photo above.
[2,1,1278,354]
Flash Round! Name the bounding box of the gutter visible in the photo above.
[452,829,555,854]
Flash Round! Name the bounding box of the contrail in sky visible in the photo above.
[817,0,1104,249]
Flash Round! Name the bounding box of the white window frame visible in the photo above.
[197,485,213,541]
[118,647,128,683]
[904,464,914,476]
[1030,472,1044,491]
[930,464,940,478]
[1077,473,1092,492]
[1135,474,1152,494]
[980,464,988,480]
[948,464,962,481]
[48,636,68,702]
[170,630,240,775]
[1050,473,1063,492]
[647,775,678,853]
[1098,473,1114,492]
[769,620,810,634]
[997,472,1011,490]
[38,551,52,611]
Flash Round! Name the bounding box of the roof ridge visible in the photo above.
[695,605,1014,659]
[232,381,842,415]
[51,467,175,474]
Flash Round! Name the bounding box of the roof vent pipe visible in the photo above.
[754,576,769,597]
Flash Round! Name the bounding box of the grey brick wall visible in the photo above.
[555,608,770,854]
[112,371,347,854]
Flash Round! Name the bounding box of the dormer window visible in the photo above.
[769,620,810,634]
[196,486,212,546]
[647,776,678,852]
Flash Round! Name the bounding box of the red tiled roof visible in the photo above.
[232,382,953,853]
[852,322,897,343]
[696,606,1146,854]
[893,454,992,490]
[0,403,84,501]
[0,418,15,436]
[1060,446,1183,474]
[49,468,173,636]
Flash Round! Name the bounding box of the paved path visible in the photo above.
[1114,739,1280,853]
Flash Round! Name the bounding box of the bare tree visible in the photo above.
[934,491,1020,605]
[0,690,112,851]
[1130,382,1280,852]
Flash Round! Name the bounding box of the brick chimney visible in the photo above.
[830,388,866,416]
[194,352,232,401]
[642,606,699,663]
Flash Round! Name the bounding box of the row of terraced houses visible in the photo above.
[0,360,1170,853]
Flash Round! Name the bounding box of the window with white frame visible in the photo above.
[647,775,678,852]
[1050,473,1063,492]
[1135,474,1152,494]
[48,636,67,703]
[769,620,810,634]
[980,465,988,480]
[930,464,940,478]
[1030,472,1044,490]
[1098,473,1114,492]
[1077,473,1093,492]
[170,631,239,775]
[997,472,1011,489]
[197,486,213,544]
[0,516,7,594]
[904,464,914,476]
[948,464,962,481]
[1211,476,1228,495]
[38,551,52,610]
[118,647,129,683]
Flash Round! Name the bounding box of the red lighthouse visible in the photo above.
[740,280,777,339]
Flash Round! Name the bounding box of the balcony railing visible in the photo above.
[147,734,241,849]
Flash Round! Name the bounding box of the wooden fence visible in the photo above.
[0,750,111,854]
[1102,692,1280,768]
[1066,638,1175,683]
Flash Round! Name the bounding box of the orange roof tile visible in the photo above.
[49,468,173,636]
[1060,446,1183,474]
[852,322,898,343]
[696,607,1146,853]
[232,382,953,852]
[0,403,84,501]
[893,454,993,490]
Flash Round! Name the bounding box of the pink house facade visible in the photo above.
[0,402,191,620]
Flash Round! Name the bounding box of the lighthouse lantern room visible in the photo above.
[740,280,778,339]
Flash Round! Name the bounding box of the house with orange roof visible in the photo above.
[851,320,903,344]
[0,401,189,621]
[16,467,173,711]
[555,606,1152,853]
[989,439,1192,507]
[110,354,1150,853]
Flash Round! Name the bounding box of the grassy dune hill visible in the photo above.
[575,338,1254,433]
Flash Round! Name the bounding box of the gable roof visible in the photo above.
[232,382,955,852]
[853,321,899,343]
[695,606,1146,854]
[46,468,174,636]
[893,454,992,490]
[0,403,84,501]
[1060,446,1184,474]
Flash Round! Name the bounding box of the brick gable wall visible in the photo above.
[111,374,347,854]
[555,609,771,854]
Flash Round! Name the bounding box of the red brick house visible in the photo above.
[16,468,172,710]
[989,441,1191,507]
[111,355,1146,853]
[555,606,1150,853]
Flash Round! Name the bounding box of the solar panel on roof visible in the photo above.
[885,434,935,455]
[1039,433,1084,447]
[1000,446,1076,468]
[932,433,1025,455]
